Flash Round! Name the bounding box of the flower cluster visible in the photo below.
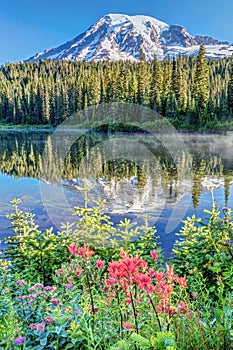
[66,244,189,333]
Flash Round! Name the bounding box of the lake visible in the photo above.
[1,129,233,256]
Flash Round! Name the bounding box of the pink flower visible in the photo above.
[108,261,123,280]
[29,323,37,330]
[44,286,55,291]
[74,310,82,315]
[95,260,104,270]
[16,280,26,287]
[175,276,188,289]
[122,321,135,331]
[51,298,60,305]
[135,273,154,293]
[75,269,82,276]
[178,301,187,313]
[78,247,95,259]
[68,243,79,255]
[149,268,156,277]
[36,322,45,333]
[44,316,55,323]
[154,271,164,282]
[150,250,159,261]
[15,337,26,345]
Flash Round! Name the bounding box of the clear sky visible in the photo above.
[1,0,233,65]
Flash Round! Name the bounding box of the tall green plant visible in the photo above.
[173,203,233,294]
[5,199,71,284]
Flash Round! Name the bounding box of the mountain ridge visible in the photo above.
[26,13,233,62]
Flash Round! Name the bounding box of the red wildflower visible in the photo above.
[68,244,78,256]
[154,271,164,282]
[165,264,175,282]
[122,321,135,331]
[108,255,147,287]
[75,269,82,276]
[120,250,128,258]
[95,260,104,270]
[120,256,147,278]
[150,250,159,261]
[108,261,124,280]
[105,277,116,286]
[175,276,188,289]
[104,285,110,291]
[178,301,187,313]
[78,247,95,259]
[156,280,173,297]
[149,268,156,277]
[135,273,154,293]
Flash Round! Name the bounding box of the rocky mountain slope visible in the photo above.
[26,13,233,62]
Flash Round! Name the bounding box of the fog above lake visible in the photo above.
[0,130,233,255]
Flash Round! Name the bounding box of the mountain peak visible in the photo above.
[26,13,233,62]
[105,13,168,29]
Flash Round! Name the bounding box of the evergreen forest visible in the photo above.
[0,45,233,130]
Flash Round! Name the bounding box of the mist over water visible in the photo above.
[0,130,233,256]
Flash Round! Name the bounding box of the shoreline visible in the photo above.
[0,123,231,135]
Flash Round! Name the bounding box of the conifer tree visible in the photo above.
[165,91,178,118]
[150,56,162,111]
[192,44,209,125]
[227,56,233,115]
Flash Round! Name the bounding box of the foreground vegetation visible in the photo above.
[0,189,232,349]
[0,46,233,130]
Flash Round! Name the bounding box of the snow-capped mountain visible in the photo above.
[26,14,233,62]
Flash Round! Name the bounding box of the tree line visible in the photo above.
[0,45,233,129]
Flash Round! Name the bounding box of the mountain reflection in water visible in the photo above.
[0,130,233,256]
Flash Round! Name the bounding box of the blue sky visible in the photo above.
[1,0,233,64]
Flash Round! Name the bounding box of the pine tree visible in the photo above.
[192,44,209,125]
[227,56,233,115]
[137,48,147,104]
[150,56,162,111]
[165,91,178,118]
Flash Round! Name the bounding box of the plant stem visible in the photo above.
[116,288,123,338]
[148,295,162,331]
[85,266,95,333]
[129,289,139,334]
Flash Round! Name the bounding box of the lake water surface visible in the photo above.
[1,129,233,256]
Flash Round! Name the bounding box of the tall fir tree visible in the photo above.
[227,56,233,115]
[150,56,162,112]
[192,44,209,125]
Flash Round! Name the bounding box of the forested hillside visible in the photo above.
[0,45,233,129]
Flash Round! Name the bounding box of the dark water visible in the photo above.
[0,129,233,256]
